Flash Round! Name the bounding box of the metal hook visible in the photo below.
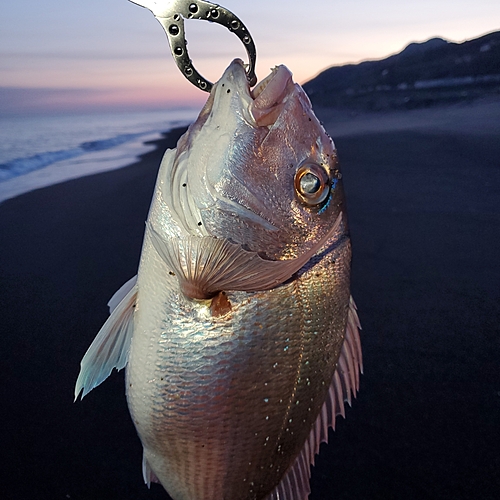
[130,0,257,92]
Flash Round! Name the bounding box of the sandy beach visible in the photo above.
[1,101,499,499]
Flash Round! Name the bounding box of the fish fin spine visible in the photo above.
[265,296,362,500]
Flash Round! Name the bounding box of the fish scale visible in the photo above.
[125,233,351,499]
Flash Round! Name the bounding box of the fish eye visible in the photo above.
[294,163,330,205]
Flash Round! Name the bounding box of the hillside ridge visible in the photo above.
[303,30,500,110]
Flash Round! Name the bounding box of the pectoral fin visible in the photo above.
[74,281,138,400]
[147,213,342,300]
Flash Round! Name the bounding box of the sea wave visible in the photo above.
[0,132,143,182]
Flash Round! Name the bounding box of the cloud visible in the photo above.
[0,86,205,115]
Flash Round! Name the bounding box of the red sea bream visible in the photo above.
[75,59,362,500]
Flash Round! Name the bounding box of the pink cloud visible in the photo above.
[0,86,206,115]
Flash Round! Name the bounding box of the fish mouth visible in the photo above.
[250,64,294,126]
[215,59,295,127]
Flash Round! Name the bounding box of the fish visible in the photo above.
[75,58,362,500]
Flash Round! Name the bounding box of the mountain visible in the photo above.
[303,30,500,110]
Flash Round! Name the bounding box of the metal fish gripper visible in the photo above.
[130,0,257,92]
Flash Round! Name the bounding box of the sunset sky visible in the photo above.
[2,0,499,114]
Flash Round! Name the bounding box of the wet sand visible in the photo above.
[1,102,499,499]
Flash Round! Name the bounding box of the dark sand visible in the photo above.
[1,103,499,499]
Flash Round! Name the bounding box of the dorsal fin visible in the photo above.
[265,297,362,500]
[147,213,342,299]
[74,280,138,400]
[107,275,137,313]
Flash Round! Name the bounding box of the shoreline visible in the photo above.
[0,129,184,205]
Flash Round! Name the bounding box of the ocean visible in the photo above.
[0,108,199,204]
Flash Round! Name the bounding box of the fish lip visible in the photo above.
[219,59,280,101]
[251,67,279,100]
[213,59,294,128]
[218,58,253,99]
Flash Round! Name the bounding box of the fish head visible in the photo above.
[165,59,346,259]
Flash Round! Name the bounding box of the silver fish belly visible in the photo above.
[76,59,362,500]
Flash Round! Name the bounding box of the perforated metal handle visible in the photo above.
[131,0,257,92]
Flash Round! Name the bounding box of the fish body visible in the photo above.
[76,60,362,500]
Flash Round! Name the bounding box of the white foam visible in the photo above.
[0,132,161,204]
